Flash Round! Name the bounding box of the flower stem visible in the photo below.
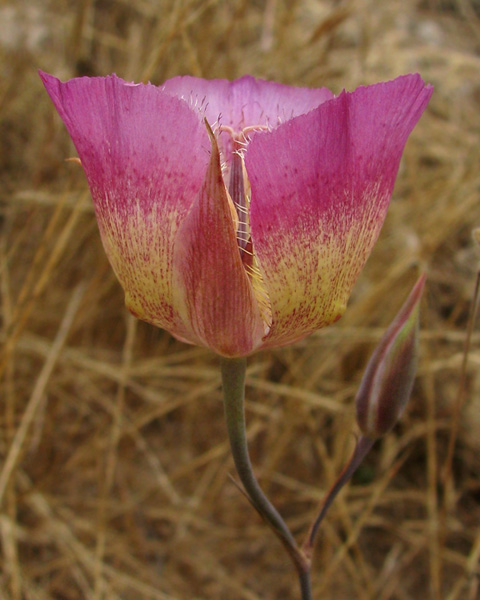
[220,357,311,597]
[298,569,313,600]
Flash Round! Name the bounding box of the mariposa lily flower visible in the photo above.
[40,71,432,357]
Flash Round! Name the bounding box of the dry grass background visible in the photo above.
[1,0,480,598]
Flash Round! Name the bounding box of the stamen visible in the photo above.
[241,124,269,136]
[218,124,236,137]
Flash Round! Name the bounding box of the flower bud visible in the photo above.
[355,275,425,438]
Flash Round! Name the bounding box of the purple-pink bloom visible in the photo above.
[40,71,432,357]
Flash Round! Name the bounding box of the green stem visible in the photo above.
[220,357,311,598]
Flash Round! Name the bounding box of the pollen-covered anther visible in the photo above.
[217,124,269,144]
[65,156,82,166]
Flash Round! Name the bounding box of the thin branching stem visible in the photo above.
[303,435,374,559]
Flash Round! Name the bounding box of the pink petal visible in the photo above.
[40,71,210,343]
[162,75,333,161]
[246,74,433,348]
[172,127,265,357]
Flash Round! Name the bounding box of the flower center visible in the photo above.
[218,125,268,255]
[218,125,272,330]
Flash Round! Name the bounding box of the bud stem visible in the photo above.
[220,357,311,599]
[303,435,374,558]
